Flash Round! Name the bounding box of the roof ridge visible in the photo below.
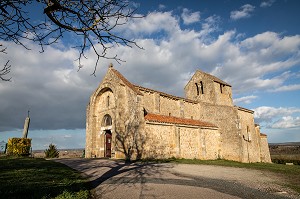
[196,70,231,87]
[144,113,217,128]
[260,133,268,137]
[110,68,142,95]
[133,84,198,104]
[236,106,254,113]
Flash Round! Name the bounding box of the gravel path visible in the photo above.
[54,159,299,199]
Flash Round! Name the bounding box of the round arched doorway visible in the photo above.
[102,114,112,158]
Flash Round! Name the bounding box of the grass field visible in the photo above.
[0,157,89,199]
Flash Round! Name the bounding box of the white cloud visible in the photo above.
[230,4,255,20]
[212,32,300,93]
[260,0,276,8]
[1,10,300,133]
[116,11,179,37]
[63,134,72,138]
[114,12,300,97]
[272,116,300,128]
[270,84,300,92]
[181,8,201,25]
[159,4,166,10]
[233,95,257,105]
[199,15,220,42]
[253,106,300,129]
[254,106,300,120]
[0,40,99,131]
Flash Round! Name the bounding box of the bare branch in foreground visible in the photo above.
[0,0,144,79]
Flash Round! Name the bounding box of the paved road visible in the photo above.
[54,159,299,199]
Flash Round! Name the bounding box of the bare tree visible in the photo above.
[0,44,11,81]
[0,0,142,80]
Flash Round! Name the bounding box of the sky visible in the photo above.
[0,0,300,150]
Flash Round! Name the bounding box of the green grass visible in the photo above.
[0,157,90,199]
[141,158,300,193]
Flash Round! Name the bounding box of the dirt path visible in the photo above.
[54,159,299,199]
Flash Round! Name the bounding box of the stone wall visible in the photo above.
[259,136,272,163]
[197,103,242,161]
[143,122,219,160]
[183,101,199,120]
[143,123,176,159]
[86,67,271,163]
[184,70,233,107]
[237,108,261,162]
[213,82,233,106]
[185,71,216,104]
[202,128,221,159]
[178,126,200,159]
[256,126,272,163]
[85,70,119,158]
[160,96,181,117]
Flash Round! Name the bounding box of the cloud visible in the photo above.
[212,32,300,93]
[254,106,300,121]
[272,116,300,128]
[260,0,276,8]
[230,4,255,20]
[0,40,99,131]
[1,10,300,133]
[63,134,72,138]
[159,4,166,10]
[253,106,300,129]
[269,84,300,92]
[115,11,179,38]
[199,15,221,42]
[181,8,201,25]
[233,95,257,105]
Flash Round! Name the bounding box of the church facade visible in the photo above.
[85,65,271,163]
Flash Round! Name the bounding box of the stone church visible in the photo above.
[85,65,271,163]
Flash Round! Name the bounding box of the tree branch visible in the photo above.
[0,0,143,79]
[0,60,12,81]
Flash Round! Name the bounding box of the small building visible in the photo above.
[85,65,271,163]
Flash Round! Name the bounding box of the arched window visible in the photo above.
[102,114,112,127]
[199,81,204,94]
[107,96,110,107]
[195,81,204,95]
[195,83,199,95]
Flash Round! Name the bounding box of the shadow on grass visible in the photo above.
[0,157,89,199]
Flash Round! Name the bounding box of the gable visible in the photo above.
[110,68,143,95]
[185,70,231,90]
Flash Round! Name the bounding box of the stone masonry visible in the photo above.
[85,65,271,163]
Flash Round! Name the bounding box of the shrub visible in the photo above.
[44,143,59,158]
[54,190,90,199]
[6,138,31,156]
[272,158,300,165]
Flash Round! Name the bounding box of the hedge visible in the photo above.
[7,138,31,156]
[272,158,300,165]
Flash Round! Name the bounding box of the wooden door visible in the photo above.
[105,131,112,158]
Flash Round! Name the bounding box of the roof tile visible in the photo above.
[145,113,217,128]
[260,133,268,137]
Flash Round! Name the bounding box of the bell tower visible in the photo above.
[184,70,233,106]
